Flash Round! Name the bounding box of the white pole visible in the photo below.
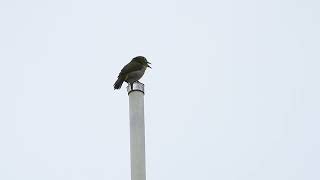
[127,82,146,180]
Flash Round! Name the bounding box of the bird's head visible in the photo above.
[132,56,151,68]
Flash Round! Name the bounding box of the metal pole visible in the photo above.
[127,82,146,180]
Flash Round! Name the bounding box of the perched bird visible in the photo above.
[114,56,151,90]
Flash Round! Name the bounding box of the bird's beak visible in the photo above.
[147,62,152,68]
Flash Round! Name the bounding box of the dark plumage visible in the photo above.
[114,56,151,90]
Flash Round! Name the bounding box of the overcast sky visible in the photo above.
[1,0,320,179]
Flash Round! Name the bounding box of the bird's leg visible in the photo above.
[131,83,133,90]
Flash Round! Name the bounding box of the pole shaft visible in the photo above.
[128,83,146,180]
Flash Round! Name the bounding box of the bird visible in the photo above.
[114,56,151,90]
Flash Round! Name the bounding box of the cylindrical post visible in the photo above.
[127,82,146,180]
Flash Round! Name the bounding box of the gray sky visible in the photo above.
[1,0,320,179]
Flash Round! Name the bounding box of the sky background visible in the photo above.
[1,0,320,179]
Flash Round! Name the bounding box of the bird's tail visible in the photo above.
[113,76,125,89]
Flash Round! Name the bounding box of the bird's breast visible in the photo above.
[125,69,146,83]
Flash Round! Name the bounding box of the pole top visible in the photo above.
[127,82,145,95]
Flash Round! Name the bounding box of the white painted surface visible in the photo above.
[128,83,146,180]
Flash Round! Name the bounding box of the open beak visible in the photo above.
[147,62,152,68]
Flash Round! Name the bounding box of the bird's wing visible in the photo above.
[118,61,142,77]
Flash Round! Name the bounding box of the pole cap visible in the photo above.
[127,82,145,95]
